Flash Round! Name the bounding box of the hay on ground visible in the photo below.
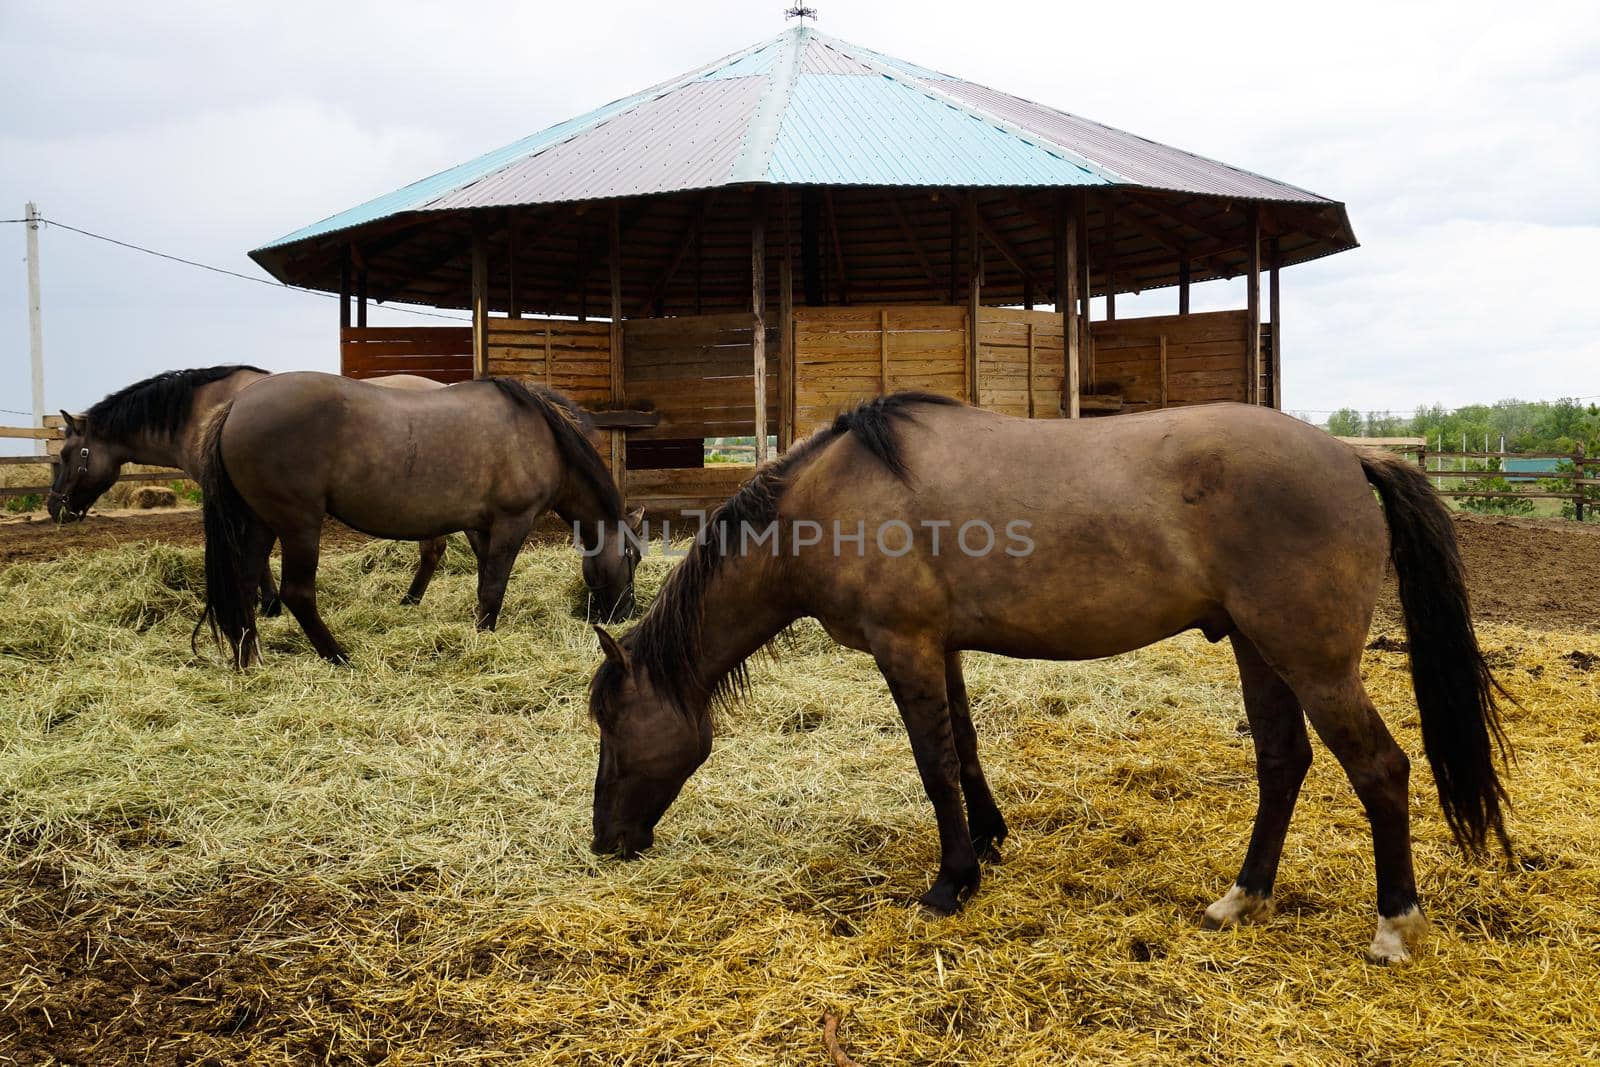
[0,538,1596,1064]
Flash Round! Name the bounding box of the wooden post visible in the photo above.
[1178,255,1191,315]
[24,202,44,454]
[608,205,626,477]
[948,202,960,306]
[507,217,521,320]
[1246,204,1262,405]
[1576,444,1587,523]
[470,225,489,378]
[879,308,891,392]
[694,205,705,316]
[1025,321,1036,418]
[1076,193,1093,393]
[356,267,368,328]
[1269,237,1282,410]
[339,254,352,330]
[1059,192,1081,419]
[779,193,795,451]
[966,195,981,404]
[751,196,769,466]
[1104,200,1116,321]
[1158,335,1169,409]
[578,226,589,322]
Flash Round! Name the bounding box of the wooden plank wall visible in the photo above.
[340,326,473,382]
[622,313,777,441]
[976,308,1066,419]
[1090,310,1255,412]
[484,318,613,406]
[793,307,967,436]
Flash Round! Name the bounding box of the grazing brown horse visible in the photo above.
[589,394,1510,964]
[47,366,453,610]
[199,372,641,667]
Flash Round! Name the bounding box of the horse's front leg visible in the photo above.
[872,631,979,915]
[471,520,532,630]
[945,652,1008,862]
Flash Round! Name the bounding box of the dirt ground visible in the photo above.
[5,505,1597,631]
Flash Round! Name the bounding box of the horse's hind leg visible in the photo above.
[258,534,283,617]
[945,652,1008,862]
[1204,634,1311,930]
[1290,664,1424,964]
[871,632,979,915]
[401,537,449,606]
[275,522,348,664]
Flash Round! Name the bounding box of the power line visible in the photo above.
[4,215,469,321]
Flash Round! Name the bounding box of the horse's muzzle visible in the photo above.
[590,826,653,860]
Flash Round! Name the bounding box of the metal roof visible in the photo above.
[254,26,1335,253]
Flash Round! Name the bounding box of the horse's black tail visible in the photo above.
[1359,448,1512,859]
[193,405,262,668]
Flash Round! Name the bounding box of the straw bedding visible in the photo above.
[1,538,1596,1064]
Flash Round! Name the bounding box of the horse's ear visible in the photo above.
[627,506,646,532]
[594,625,629,668]
[59,410,82,435]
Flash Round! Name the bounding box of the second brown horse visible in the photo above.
[200,372,640,667]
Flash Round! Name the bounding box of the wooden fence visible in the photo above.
[1337,436,1594,520]
[341,326,473,382]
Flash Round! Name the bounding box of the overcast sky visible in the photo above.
[2,0,1596,440]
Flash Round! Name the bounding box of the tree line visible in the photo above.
[1320,398,1600,456]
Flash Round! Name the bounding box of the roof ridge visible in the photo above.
[808,31,1131,186]
[730,26,807,182]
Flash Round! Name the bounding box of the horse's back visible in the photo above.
[789,400,1387,660]
[220,373,559,540]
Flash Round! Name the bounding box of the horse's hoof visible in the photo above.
[260,598,283,618]
[399,595,421,607]
[972,832,1006,864]
[1201,885,1275,930]
[1365,907,1429,965]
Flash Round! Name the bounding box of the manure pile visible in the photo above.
[2,539,1597,1064]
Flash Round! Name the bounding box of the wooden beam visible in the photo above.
[636,194,717,318]
[1058,192,1080,419]
[948,202,960,305]
[608,205,625,476]
[1159,335,1169,409]
[1104,200,1117,321]
[470,225,489,378]
[1269,237,1282,410]
[1126,192,1244,248]
[888,194,941,289]
[1076,192,1093,392]
[752,196,769,466]
[1179,255,1191,315]
[961,196,1048,297]
[779,193,795,450]
[506,216,520,319]
[823,189,849,305]
[966,195,981,403]
[1246,204,1262,405]
[355,267,368,328]
[339,255,352,330]
[801,189,823,306]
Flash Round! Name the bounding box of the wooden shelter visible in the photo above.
[250,25,1356,513]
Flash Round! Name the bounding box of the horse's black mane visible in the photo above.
[85,365,267,444]
[481,377,622,519]
[592,391,959,722]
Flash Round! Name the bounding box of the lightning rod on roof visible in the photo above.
[785,5,818,22]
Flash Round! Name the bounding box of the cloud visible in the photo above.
[1,0,1596,432]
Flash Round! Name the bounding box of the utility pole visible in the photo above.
[25,203,45,456]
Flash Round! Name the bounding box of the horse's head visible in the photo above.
[47,411,125,523]
[587,624,710,859]
[582,506,645,622]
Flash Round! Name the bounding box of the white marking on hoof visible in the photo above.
[1365,906,1429,965]
[1201,884,1275,930]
